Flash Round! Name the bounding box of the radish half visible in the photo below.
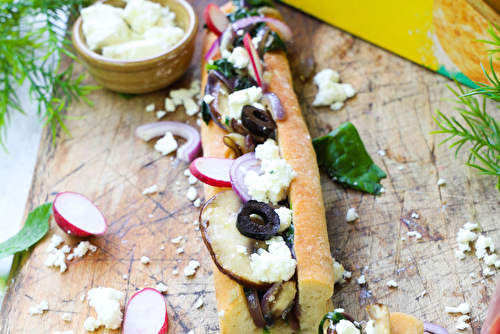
[203,3,228,37]
[53,192,108,237]
[189,157,233,188]
[123,288,168,334]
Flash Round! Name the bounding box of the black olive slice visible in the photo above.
[236,200,280,240]
[241,105,277,137]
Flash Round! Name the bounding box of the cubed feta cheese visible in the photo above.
[154,132,178,156]
[358,275,366,285]
[275,207,293,232]
[228,46,250,69]
[346,208,359,222]
[186,187,197,201]
[184,260,200,276]
[249,236,297,283]
[123,0,162,34]
[228,86,263,120]
[140,256,150,264]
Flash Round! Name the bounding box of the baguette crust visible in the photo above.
[200,3,333,333]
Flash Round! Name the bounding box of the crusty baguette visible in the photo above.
[200,3,334,333]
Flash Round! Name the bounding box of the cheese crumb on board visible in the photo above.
[346,208,359,222]
[171,236,183,244]
[61,313,72,321]
[141,256,150,264]
[165,97,176,112]
[312,69,356,111]
[156,110,167,119]
[29,300,49,315]
[186,187,198,201]
[184,260,200,276]
[387,280,398,287]
[154,132,178,156]
[358,275,366,285]
[84,287,124,331]
[142,184,158,195]
[407,231,422,239]
[156,282,168,293]
[177,247,184,254]
[194,297,204,309]
[193,198,201,208]
[437,178,446,186]
[445,302,470,314]
[145,103,155,112]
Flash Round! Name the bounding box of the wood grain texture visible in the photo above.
[2,1,500,333]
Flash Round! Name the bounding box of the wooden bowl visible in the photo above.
[72,0,198,94]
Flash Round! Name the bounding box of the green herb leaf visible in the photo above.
[201,100,212,126]
[235,76,255,91]
[0,203,53,260]
[318,311,346,334]
[227,7,260,23]
[206,59,237,78]
[312,122,386,194]
[262,31,286,54]
[117,92,137,99]
[284,223,294,247]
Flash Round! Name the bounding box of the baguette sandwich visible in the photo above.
[191,1,335,333]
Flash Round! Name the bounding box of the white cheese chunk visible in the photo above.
[463,222,478,230]
[193,198,201,208]
[485,254,498,266]
[336,319,361,334]
[186,187,197,201]
[156,110,167,119]
[123,0,162,34]
[184,260,200,276]
[74,241,91,257]
[143,26,184,49]
[445,302,470,314]
[154,132,178,156]
[236,245,248,255]
[165,97,176,112]
[250,236,297,283]
[358,275,366,285]
[255,139,280,161]
[457,228,477,244]
[437,178,446,186]
[194,297,204,309]
[456,322,469,330]
[203,95,214,104]
[140,256,150,264]
[145,103,155,112]
[332,258,346,284]
[228,46,250,69]
[156,283,168,293]
[84,317,102,332]
[81,3,132,51]
[102,38,167,60]
[61,313,72,321]
[142,184,158,195]
[275,207,293,232]
[171,235,183,244]
[29,300,49,315]
[407,231,422,239]
[346,208,359,222]
[387,280,399,287]
[228,86,263,120]
[365,320,376,334]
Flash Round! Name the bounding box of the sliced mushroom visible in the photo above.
[223,133,255,158]
[244,287,267,328]
[211,81,232,132]
[261,281,297,325]
[200,190,270,290]
[366,304,391,334]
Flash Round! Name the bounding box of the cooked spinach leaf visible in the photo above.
[0,202,52,260]
[263,31,286,53]
[234,76,255,91]
[201,100,212,126]
[284,223,294,247]
[312,122,386,195]
[227,7,260,23]
[206,58,237,78]
[318,311,346,334]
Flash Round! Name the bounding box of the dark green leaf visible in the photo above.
[284,223,294,247]
[227,7,260,23]
[117,92,137,99]
[234,76,254,91]
[318,311,346,334]
[312,122,386,195]
[262,31,286,54]
[0,203,52,260]
[206,59,237,78]
[201,100,212,126]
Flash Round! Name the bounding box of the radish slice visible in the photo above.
[243,33,263,87]
[123,288,168,334]
[229,152,263,202]
[135,122,201,162]
[232,16,293,41]
[204,3,229,37]
[53,192,108,237]
[189,157,233,188]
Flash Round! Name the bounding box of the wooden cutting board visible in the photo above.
[1,1,499,333]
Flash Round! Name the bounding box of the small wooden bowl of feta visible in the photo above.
[72,0,198,94]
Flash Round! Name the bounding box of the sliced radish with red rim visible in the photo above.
[123,288,168,334]
[204,3,229,37]
[242,33,264,87]
[189,157,234,188]
[53,192,108,237]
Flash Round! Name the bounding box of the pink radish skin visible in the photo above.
[242,33,263,86]
[204,3,228,37]
[53,192,108,237]
[189,157,233,188]
[123,288,168,334]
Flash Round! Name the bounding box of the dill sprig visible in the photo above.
[0,0,99,150]
[432,24,500,191]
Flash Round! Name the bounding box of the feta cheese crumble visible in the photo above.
[156,282,168,293]
[194,297,204,309]
[275,207,293,232]
[332,258,346,284]
[445,303,470,314]
[142,184,158,195]
[193,198,201,208]
[227,46,250,69]
[141,256,150,264]
[154,132,178,156]
[145,103,155,112]
[61,313,72,321]
[228,86,263,120]
[186,187,198,201]
[184,260,200,276]
[346,208,359,222]
[250,236,297,283]
[236,245,248,255]
[46,235,63,253]
[387,280,398,287]
[335,319,361,334]
[312,69,356,111]
[244,139,297,205]
[358,275,366,285]
[29,300,49,315]
[165,97,176,112]
[171,235,183,244]
[407,231,422,239]
[437,178,446,186]
[85,287,124,331]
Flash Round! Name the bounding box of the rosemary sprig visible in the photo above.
[432,24,500,191]
[0,0,99,150]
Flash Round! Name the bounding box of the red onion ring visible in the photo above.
[232,16,293,42]
[261,93,285,121]
[229,152,262,202]
[424,322,450,334]
[135,122,201,162]
[205,35,221,61]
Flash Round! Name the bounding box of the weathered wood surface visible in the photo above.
[1,1,499,333]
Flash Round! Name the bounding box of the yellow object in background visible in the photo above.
[279,0,500,87]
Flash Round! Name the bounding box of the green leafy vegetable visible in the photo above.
[227,7,260,23]
[318,311,346,334]
[284,223,294,247]
[263,31,286,54]
[312,122,386,194]
[0,0,99,150]
[263,329,271,334]
[0,203,52,260]
[233,0,275,8]
[201,100,212,126]
[206,58,237,78]
[235,76,254,91]
[432,24,500,192]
